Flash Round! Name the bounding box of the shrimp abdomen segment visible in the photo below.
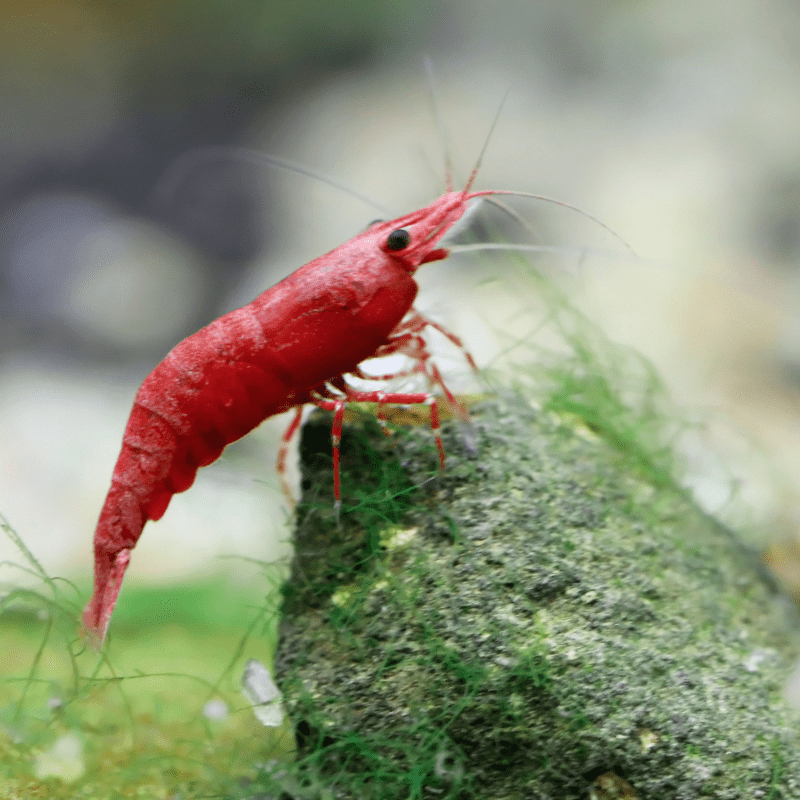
[110,309,298,530]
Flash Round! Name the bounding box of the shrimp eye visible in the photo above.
[386,228,411,251]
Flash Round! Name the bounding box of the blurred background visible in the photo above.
[2,0,800,591]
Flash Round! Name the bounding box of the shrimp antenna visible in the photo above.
[481,195,536,235]
[469,189,636,255]
[462,87,511,195]
[448,242,630,261]
[149,146,390,216]
[424,57,454,192]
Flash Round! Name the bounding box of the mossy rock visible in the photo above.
[272,397,800,799]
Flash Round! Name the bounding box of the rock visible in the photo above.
[273,397,800,799]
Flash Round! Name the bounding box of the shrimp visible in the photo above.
[81,129,628,643]
[81,174,464,640]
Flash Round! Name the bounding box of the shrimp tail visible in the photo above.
[81,478,150,643]
[82,546,131,645]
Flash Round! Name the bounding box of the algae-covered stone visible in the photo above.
[274,397,800,799]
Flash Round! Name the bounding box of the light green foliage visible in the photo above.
[0,513,291,798]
